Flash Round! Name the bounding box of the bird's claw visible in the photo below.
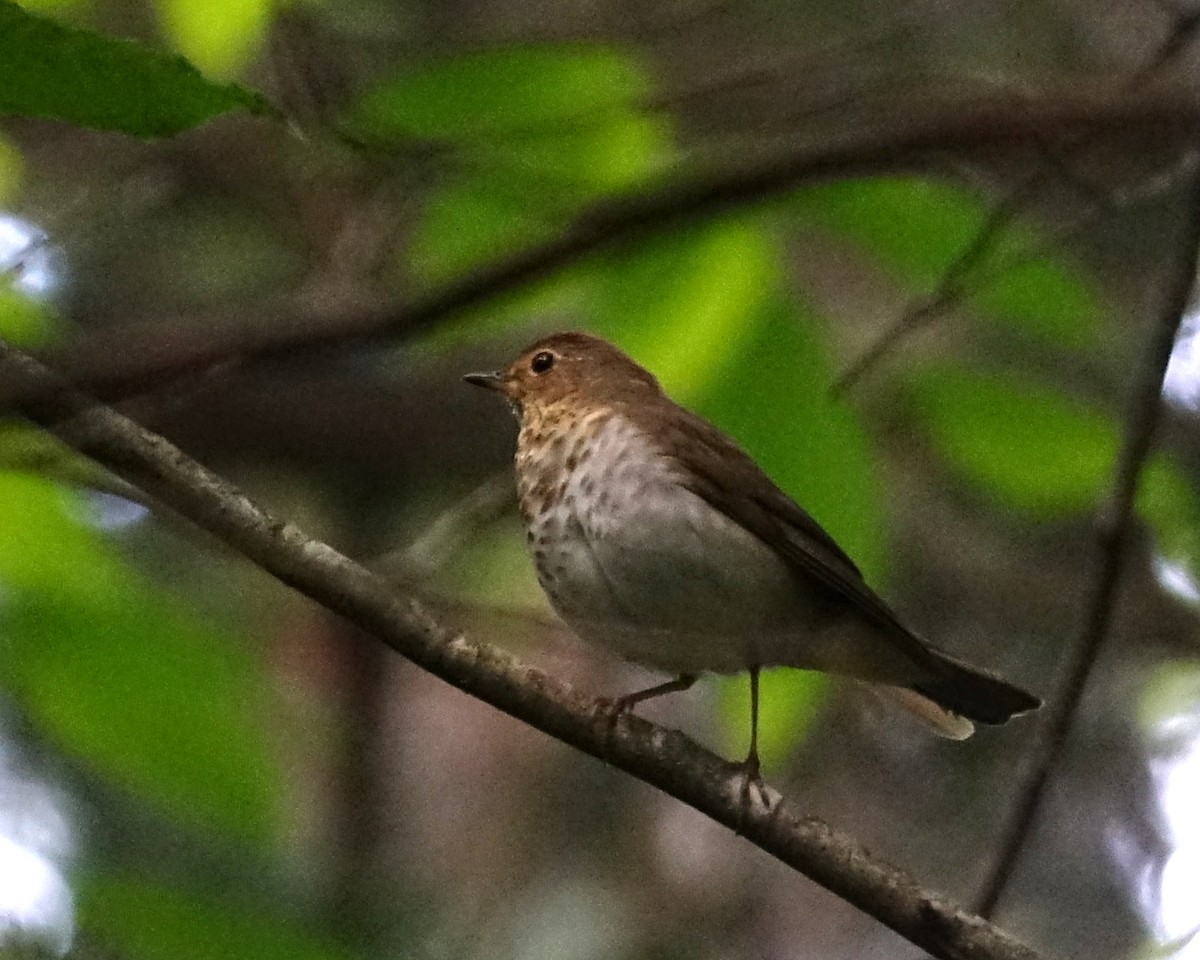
[732,752,773,833]
[592,694,637,746]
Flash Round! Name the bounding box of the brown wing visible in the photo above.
[632,399,935,662]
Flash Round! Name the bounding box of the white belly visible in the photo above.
[521,414,831,674]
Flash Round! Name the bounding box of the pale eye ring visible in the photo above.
[530,351,555,374]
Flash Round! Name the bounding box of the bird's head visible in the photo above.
[464,331,660,418]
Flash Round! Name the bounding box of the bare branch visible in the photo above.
[974,155,1200,917]
[0,341,1046,960]
[5,81,1198,415]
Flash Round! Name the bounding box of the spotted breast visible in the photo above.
[515,406,842,675]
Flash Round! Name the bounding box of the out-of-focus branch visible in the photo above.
[1,341,1044,960]
[974,155,1200,917]
[374,471,516,581]
[1136,1,1200,81]
[833,13,1200,395]
[832,180,1037,395]
[6,81,1199,414]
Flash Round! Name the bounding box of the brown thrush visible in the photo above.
[465,332,1040,777]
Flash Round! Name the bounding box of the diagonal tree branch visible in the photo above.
[0,341,1046,960]
[4,82,1198,415]
[974,155,1200,917]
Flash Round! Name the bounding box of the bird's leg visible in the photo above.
[736,666,772,828]
[745,665,761,778]
[594,673,697,754]
[596,673,697,721]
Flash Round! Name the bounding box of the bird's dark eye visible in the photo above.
[530,351,555,374]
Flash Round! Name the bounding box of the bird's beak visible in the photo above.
[463,370,506,392]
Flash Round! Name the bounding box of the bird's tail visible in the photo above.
[888,648,1036,739]
[883,687,977,739]
[891,648,1041,739]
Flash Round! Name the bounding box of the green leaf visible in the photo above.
[348,44,653,141]
[437,517,544,614]
[800,179,980,289]
[0,132,21,204]
[349,43,668,193]
[356,45,671,284]
[0,423,130,492]
[797,178,1101,349]
[404,125,668,283]
[1139,661,1200,734]
[82,876,351,960]
[0,1,275,136]
[908,366,1200,538]
[591,219,775,398]
[154,0,274,78]
[0,283,55,345]
[972,257,1100,349]
[908,366,1117,516]
[1139,459,1200,580]
[0,474,279,841]
[408,175,564,284]
[12,0,85,11]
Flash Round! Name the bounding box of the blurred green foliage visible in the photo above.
[154,0,275,78]
[0,1,272,135]
[12,0,86,11]
[908,366,1119,517]
[909,366,1200,564]
[348,45,672,284]
[0,473,280,842]
[1139,660,1200,733]
[799,178,1102,349]
[149,200,306,304]
[592,221,772,396]
[0,268,146,491]
[0,133,21,204]
[349,45,655,142]
[0,285,48,346]
[82,876,349,960]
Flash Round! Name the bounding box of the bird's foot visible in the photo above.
[731,751,773,833]
[591,693,638,747]
[592,675,697,745]
[594,692,641,717]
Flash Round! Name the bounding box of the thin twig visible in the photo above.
[833,179,1039,396]
[835,146,1200,395]
[974,154,1200,917]
[3,82,1197,414]
[373,471,516,580]
[1133,6,1200,82]
[834,5,1200,396]
[0,341,1045,960]
[970,9,1200,912]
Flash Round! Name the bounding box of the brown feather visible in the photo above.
[490,331,1041,725]
[614,393,943,673]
